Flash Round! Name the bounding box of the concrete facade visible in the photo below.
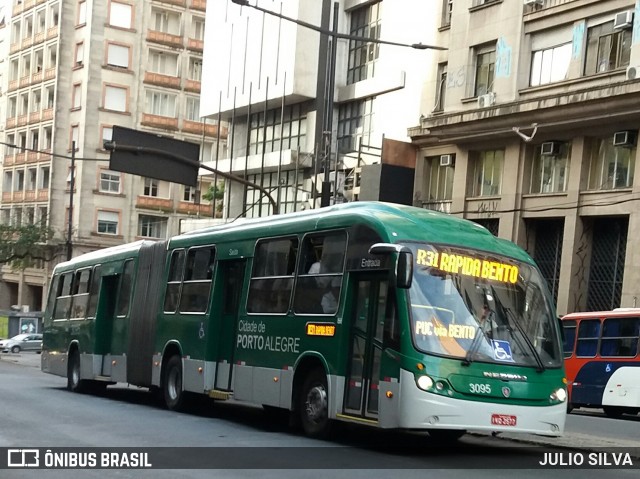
[0,0,224,311]
[412,0,640,314]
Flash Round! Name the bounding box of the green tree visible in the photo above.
[202,182,225,215]
[0,223,59,269]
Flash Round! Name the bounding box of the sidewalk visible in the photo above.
[0,351,42,368]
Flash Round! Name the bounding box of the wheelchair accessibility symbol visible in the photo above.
[491,340,515,362]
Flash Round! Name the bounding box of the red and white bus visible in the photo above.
[562,308,640,418]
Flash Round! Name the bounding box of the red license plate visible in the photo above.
[491,414,517,426]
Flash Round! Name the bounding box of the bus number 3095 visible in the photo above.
[469,383,491,394]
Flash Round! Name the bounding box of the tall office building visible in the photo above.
[0,0,224,311]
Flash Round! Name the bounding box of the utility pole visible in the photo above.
[66,141,75,261]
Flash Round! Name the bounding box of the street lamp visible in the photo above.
[230,0,445,207]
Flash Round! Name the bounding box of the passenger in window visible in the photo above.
[321,277,341,314]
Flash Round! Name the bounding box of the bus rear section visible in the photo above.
[562,309,640,418]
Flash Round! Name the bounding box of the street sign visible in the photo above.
[107,126,200,187]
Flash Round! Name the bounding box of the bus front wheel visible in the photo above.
[299,369,331,438]
[163,355,185,411]
[603,406,625,419]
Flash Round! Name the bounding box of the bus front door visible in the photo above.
[212,260,246,392]
[343,276,391,421]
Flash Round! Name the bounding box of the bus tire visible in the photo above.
[299,369,331,438]
[67,350,87,393]
[163,355,185,411]
[427,429,466,442]
[603,406,625,419]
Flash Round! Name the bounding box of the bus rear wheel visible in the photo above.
[603,406,625,419]
[163,355,185,411]
[67,350,87,393]
[299,369,331,438]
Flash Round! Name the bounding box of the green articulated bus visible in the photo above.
[42,202,567,439]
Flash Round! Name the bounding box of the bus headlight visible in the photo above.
[550,388,567,402]
[416,375,434,391]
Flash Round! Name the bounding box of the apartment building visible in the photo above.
[200,0,439,217]
[411,0,640,314]
[0,0,225,311]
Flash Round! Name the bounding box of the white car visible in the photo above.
[0,334,43,353]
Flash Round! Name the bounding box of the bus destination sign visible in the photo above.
[416,249,519,284]
[306,323,336,337]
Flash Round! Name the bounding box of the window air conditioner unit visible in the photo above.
[477,92,496,108]
[541,141,561,156]
[613,130,636,147]
[614,11,633,30]
[439,154,455,167]
[626,65,640,80]
[524,0,544,6]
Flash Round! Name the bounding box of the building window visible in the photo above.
[442,0,453,27]
[587,137,635,190]
[139,214,167,239]
[72,84,82,109]
[530,43,571,86]
[145,90,176,117]
[106,43,130,69]
[3,172,13,192]
[434,63,447,112]
[188,57,202,81]
[183,186,197,202]
[97,210,119,235]
[191,16,204,40]
[143,178,159,197]
[248,103,308,156]
[148,50,179,76]
[70,125,79,150]
[39,166,50,189]
[104,85,127,112]
[245,170,303,217]
[346,1,381,84]
[530,143,569,194]
[75,42,84,66]
[77,1,86,26]
[102,126,113,144]
[425,155,454,204]
[109,1,132,30]
[474,45,496,97]
[584,21,631,75]
[152,9,180,35]
[185,97,200,121]
[99,170,120,193]
[471,149,503,197]
[337,97,375,154]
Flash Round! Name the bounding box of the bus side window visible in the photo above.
[53,272,73,320]
[179,246,216,313]
[562,320,577,358]
[248,237,298,314]
[164,250,185,313]
[115,259,135,317]
[576,319,600,357]
[85,265,102,319]
[45,274,60,321]
[601,317,639,357]
[71,269,91,319]
[293,231,346,315]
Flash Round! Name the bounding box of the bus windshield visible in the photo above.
[404,242,562,369]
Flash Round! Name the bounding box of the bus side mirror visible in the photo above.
[369,243,413,289]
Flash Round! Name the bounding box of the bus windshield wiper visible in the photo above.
[502,305,546,373]
[462,311,493,367]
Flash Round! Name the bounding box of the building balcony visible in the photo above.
[13,191,24,202]
[184,79,201,93]
[136,196,174,212]
[27,152,39,163]
[2,192,11,203]
[19,75,30,88]
[8,80,18,92]
[421,200,452,214]
[32,70,44,84]
[24,190,37,202]
[159,0,186,6]
[37,189,49,201]
[15,153,26,164]
[12,2,23,16]
[141,113,179,130]
[186,38,204,53]
[190,0,206,12]
[10,43,20,55]
[24,0,35,10]
[36,0,46,5]
[29,111,41,123]
[17,115,28,127]
[177,202,212,215]
[21,37,34,49]
[4,155,15,166]
[34,31,45,45]
[47,26,58,40]
[42,109,53,121]
[6,117,17,129]
[182,120,227,138]
[143,72,181,89]
[147,30,183,49]
[45,67,56,81]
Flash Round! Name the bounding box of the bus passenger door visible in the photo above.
[344,275,394,421]
[212,260,246,391]
[94,275,118,377]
